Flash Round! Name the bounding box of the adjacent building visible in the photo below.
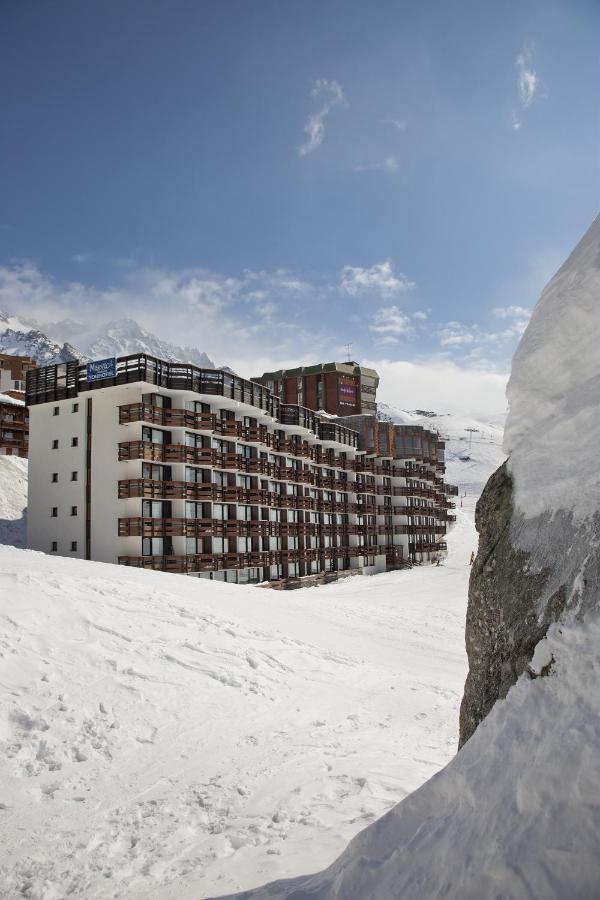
[253,362,379,417]
[26,354,454,584]
[0,393,28,457]
[0,352,37,398]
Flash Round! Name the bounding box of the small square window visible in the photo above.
[51,473,58,483]
[51,541,58,552]
[71,437,78,447]
[52,439,59,449]
[51,507,58,518]
[70,541,77,552]
[71,471,78,482]
[72,403,79,413]
[71,506,77,516]
[53,407,59,416]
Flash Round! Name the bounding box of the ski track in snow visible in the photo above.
[0,459,479,898]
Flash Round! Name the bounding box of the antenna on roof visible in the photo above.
[344,343,353,362]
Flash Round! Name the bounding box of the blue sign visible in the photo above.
[87,357,117,382]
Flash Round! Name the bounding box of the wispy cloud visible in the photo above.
[354,155,399,174]
[298,79,346,157]
[383,118,408,132]
[370,305,413,341]
[437,307,531,350]
[340,260,414,297]
[512,43,543,130]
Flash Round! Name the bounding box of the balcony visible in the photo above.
[118,517,277,538]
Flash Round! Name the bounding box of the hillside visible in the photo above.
[0,491,474,899]
[377,403,506,495]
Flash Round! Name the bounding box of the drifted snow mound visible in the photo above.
[505,214,600,522]
[227,217,600,898]
[0,455,27,547]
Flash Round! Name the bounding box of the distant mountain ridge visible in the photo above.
[0,311,215,369]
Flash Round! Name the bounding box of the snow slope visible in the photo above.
[0,503,473,899]
[0,455,27,547]
[230,614,600,900]
[377,402,506,496]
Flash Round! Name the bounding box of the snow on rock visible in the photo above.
[505,214,600,522]
[0,455,27,547]
[0,502,474,899]
[377,402,506,496]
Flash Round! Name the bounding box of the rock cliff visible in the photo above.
[458,462,567,746]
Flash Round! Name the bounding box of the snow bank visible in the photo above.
[0,455,27,547]
[0,504,473,899]
[505,215,600,521]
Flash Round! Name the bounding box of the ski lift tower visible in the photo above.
[465,427,479,450]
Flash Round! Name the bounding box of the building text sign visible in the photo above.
[87,358,117,382]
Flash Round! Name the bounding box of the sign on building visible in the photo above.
[87,358,117,383]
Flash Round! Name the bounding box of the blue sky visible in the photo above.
[1,0,599,409]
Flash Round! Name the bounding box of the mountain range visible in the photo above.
[0,311,215,369]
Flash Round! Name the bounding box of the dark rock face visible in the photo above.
[458,462,568,747]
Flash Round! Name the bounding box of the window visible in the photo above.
[71,437,78,447]
[72,403,79,413]
[71,471,78,481]
[51,507,58,518]
[71,506,78,517]
[70,541,77,552]
[51,541,58,552]
[51,473,58,483]
[53,407,59,416]
[52,439,59,449]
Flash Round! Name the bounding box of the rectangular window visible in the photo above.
[53,407,59,416]
[51,507,58,518]
[70,541,77,552]
[51,473,58,483]
[52,439,59,449]
[72,403,79,413]
[71,506,78,517]
[72,437,78,447]
[51,541,58,552]
[71,471,78,481]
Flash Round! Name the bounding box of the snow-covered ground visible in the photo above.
[0,494,475,899]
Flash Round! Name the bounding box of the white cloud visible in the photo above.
[340,260,415,297]
[370,306,413,340]
[492,305,531,320]
[298,79,346,157]
[354,156,399,174]
[512,43,543,130]
[368,358,509,420]
[413,310,428,321]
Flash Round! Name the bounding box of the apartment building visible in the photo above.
[334,414,458,565]
[0,352,37,398]
[26,354,454,584]
[0,393,28,457]
[253,362,379,417]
